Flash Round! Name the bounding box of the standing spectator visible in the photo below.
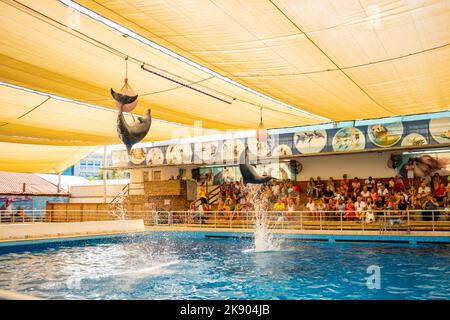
[405,159,415,187]
[198,185,208,205]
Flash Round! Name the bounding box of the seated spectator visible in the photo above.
[397,195,409,211]
[306,178,315,198]
[317,198,326,221]
[344,199,356,221]
[350,189,359,202]
[365,176,375,191]
[432,172,442,187]
[273,198,286,212]
[354,196,366,220]
[305,197,316,221]
[387,177,395,191]
[351,177,361,193]
[377,184,389,197]
[420,170,432,185]
[370,188,378,203]
[360,185,370,200]
[314,176,324,198]
[365,204,376,223]
[322,185,334,203]
[327,177,336,193]
[376,179,383,190]
[434,183,446,204]
[375,195,385,210]
[336,198,346,219]
[418,181,431,195]
[422,194,439,221]
[393,176,405,192]
[326,198,336,220]
[340,174,350,191]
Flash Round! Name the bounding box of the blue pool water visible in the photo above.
[0,232,449,300]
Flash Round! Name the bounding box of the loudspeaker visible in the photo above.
[289,160,303,175]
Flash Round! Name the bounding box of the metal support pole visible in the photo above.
[103,145,107,203]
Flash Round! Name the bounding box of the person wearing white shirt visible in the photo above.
[418,182,431,195]
[355,197,366,220]
[377,185,389,196]
[360,186,370,200]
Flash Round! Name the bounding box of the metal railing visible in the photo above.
[1,209,449,232]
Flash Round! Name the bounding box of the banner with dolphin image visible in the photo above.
[111,117,449,167]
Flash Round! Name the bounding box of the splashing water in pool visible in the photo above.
[245,184,281,251]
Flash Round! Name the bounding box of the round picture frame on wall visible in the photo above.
[332,127,365,152]
[429,117,450,144]
[368,122,403,148]
[146,147,164,165]
[293,130,327,154]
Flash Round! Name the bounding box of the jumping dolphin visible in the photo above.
[117,108,152,154]
[111,88,151,154]
[239,147,274,185]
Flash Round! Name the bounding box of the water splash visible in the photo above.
[245,184,281,252]
[110,190,127,220]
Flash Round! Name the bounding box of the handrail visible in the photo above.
[109,183,130,205]
[1,209,449,233]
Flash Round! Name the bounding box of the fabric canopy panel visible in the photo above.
[0,141,97,173]
[0,83,196,145]
[76,0,450,120]
[0,0,324,147]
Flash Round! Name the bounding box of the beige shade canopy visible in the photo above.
[76,0,450,119]
[0,0,324,136]
[0,141,97,173]
[1,0,449,173]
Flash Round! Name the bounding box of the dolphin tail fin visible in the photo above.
[111,88,138,106]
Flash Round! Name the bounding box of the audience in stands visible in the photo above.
[193,172,449,222]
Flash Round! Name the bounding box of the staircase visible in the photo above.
[191,184,222,209]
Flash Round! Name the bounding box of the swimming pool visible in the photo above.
[0,232,449,300]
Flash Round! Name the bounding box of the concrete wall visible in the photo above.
[295,151,396,180]
[69,183,127,203]
[0,220,145,240]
